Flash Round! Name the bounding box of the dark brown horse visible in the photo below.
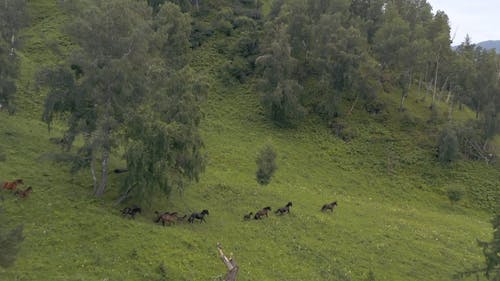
[155,211,181,226]
[14,186,32,198]
[275,202,292,215]
[2,179,24,191]
[321,201,337,212]
[254,207,271,219]
[188,209,209,223]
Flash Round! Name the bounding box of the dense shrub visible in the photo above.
[446,186,465,204]
[256,144,277,185]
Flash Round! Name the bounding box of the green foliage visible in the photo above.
[437,127,459,163]
[40,0,154,196]
[39,0,204,200]
[152,3,192,69]
[446,186,465,204]
[0,0,28,113]
[455,121,496,162]
[479,214,500,280]
[456,214,500,280]
[255,143,277,185]
[213,7,234,36]
[257,24,305,126]
[123,67,207,200]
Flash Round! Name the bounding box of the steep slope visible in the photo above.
[0,1,497,281]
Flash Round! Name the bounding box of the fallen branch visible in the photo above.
[217,243,238,281]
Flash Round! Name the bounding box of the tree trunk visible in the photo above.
[399,88,407,111]
[10,32,15,56]
[114,186,134,206]
[217,243,238,281]
[90,155,98,194]
[447,95,454,120]
[95,147,110,197]
[431,55,439,109]
[348,93,359,115]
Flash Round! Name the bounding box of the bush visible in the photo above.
[446,186,465,204]
[256,144,277,185]
[213,8,234,36]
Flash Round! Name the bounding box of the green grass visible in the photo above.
[0,1,497,280]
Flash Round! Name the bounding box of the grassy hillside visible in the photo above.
[0,1,498,281]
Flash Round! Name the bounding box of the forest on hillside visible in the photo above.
[0,0,499,279]
[1,0,499,201]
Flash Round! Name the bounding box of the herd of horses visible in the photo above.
[1,179,33,198]
[2,178,338,226]
[121,200,338,227]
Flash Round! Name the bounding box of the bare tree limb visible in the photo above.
[217,243,238,281]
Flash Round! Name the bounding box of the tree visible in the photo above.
[0,41,17,113]
[256,144,277,185]
[152,2,192,69]
[0,0,28,112]
[479,214,500,280]
[41,0,154,196]
[437,127,459,163]
[456,214,500,280]
[121,67,207,201]
[257,24,305,126]
[42,0,205,201]
[0,0,29,56]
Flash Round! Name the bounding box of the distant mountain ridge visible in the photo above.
[477,40,500,52]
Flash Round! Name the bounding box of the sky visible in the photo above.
[425,0,500,44]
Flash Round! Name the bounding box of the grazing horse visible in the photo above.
[254,207,271,220]
[321,201,338,212]
[155,211,181,226]
[14,186,32,198]
[121,205,142,219]
[243,212,253,221]
[2,179,24,191]
[275,202,292,215]
[188,209,209,223]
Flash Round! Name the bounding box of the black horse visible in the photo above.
[243,212,253,221]
[321,201,337,212]
[275,202,292,215]
[188,209,209,223]
[121,205,142,219]
[254,207,272,220]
